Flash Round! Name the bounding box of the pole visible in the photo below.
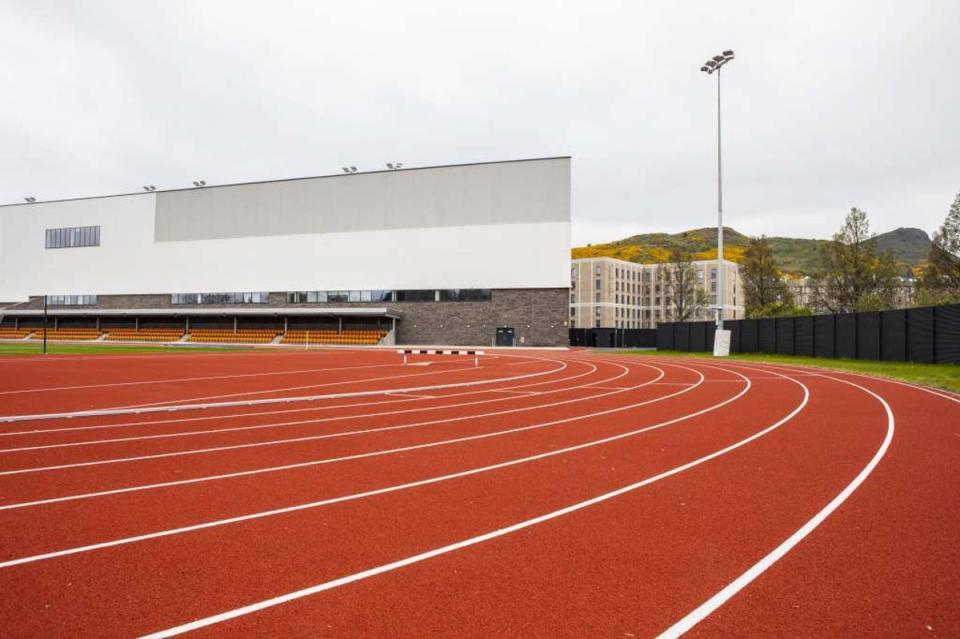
[716,67,724,330]
[42,295,48,355]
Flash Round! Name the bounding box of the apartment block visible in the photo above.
[570,257,744,329]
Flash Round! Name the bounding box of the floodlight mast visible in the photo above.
[701,49,734,329]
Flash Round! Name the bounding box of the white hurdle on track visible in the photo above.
[398,349,484,367]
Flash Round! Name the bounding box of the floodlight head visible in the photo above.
[199,180,206,186]
[349,166,357,172]
[722,50,734,59]
[192,181,199,187]
[706,59,717,68]
[700,65,710,73]
[150,185,156,190]
[342,167,350,173]
[24,197,36,203]
[712,55,725,63]
[386,163,394,169]
[396,162,403,168]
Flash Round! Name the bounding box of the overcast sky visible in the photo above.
[2,1,957,246]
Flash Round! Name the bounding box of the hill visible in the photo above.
[571,226,931,275]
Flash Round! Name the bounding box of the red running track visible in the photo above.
[0,348,956,637]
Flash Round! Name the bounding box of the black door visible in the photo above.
[495,327,515,346]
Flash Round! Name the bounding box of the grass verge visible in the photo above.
[0,342,252,356]
[619,349,960,394]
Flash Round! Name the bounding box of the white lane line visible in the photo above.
[0,356,595,439]
[0,362,403,396]
[657,370,895,638]
[0,364,648,508]
[488,389,542,396]
[0,361,617,458]
[0,358,568,424]
[723,360,960,404]
[106,363,490,409]
[384,393,435,400]
[137,365,808,639]
[0,363,739,567]
[0,361,648,480]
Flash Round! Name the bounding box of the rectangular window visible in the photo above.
[172,292,267,305]
[45,225,100,249]
[47,295,97,306]
[395,290,436,302]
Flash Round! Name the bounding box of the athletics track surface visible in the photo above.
[0,348,956,637]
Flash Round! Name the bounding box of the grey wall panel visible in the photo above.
[155,158,571,241]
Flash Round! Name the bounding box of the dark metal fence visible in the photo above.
[569,328,657,348]
[655,303,960,364]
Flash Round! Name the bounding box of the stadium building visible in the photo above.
[0,157,571,347]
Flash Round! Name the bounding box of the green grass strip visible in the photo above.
[618,349,960,394]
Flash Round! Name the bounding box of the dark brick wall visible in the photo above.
[8,288,569,347]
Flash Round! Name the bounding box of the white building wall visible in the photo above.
[0,159,571,302]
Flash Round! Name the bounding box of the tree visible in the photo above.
[657,243,707,322]
[813,207,900,313]
[741,235,792,316]
[749,301,812,318]
[920,191,960,303]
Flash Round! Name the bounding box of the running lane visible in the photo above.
[0,354,956,637]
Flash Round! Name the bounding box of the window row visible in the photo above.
[285,289,492,304]
[171,292,270,305]
[46,295,97,306]
[45,226,100,249]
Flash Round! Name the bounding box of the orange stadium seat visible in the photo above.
[186,329,280,344]
[0,327,33,339]
[28,328,102,340]
[280,329,388,346]
[104,329,185,342]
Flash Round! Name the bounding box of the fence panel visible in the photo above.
[675,322,690,351]
[856,312,881,361]
[776,317,795,355]
[836,313,857,359]
[934,304,960,364]
[907,306,935,363]
[655,304,956,362]
[794,316,814,356]
[729,320,742,353]
[814,314,835,358]
[656,323,674,351]
[758,318,777,353]
[880,310,907,361]
[690,322,707,352]
[740,319,758,353]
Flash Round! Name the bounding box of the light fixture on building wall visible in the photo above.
[24,196,36,203]
[386,162,404,170]
[192,180,207,187]
[341,166,358,174]
[142,185,156,192]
